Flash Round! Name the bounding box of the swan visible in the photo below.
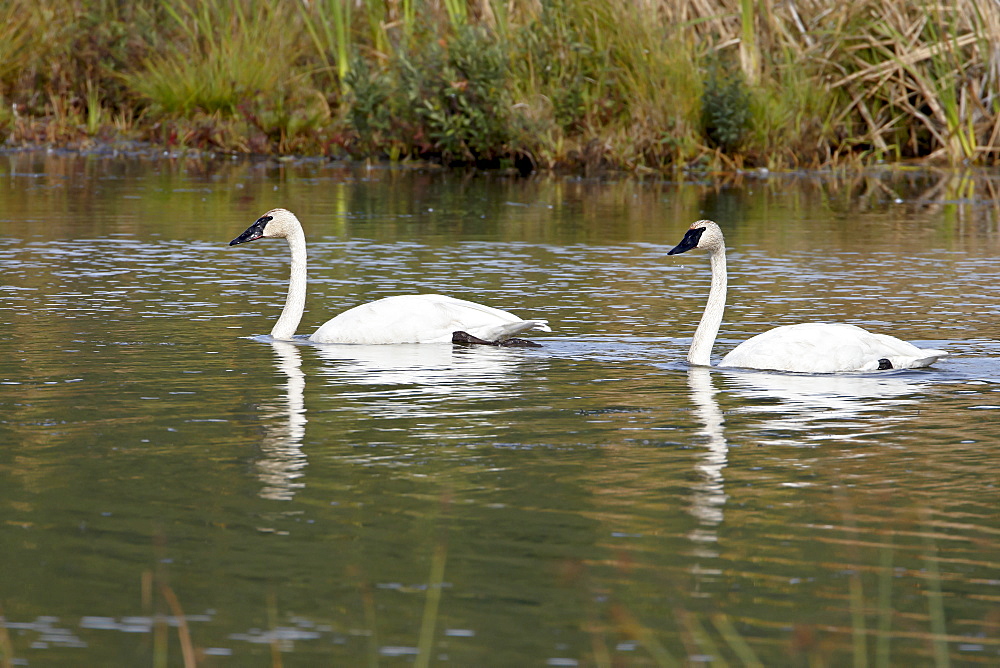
[667,220,947,372]
[229,208,551,345]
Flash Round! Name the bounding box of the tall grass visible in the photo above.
[509,0,702,170]
[2,0,1000,169]
[0,2,33,86]
[125,0,300,117]
[298,0,353,96]
[811,0,999,164]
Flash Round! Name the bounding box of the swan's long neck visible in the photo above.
[271,227,307,340]
[688,245,727,366]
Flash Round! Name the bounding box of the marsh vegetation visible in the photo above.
[2,0,999,171]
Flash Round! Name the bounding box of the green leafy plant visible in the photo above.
[344,56,395,157]
[347,25,521,164]
[702,63,751,153]
[401,25,514,162]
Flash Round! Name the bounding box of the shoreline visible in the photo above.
[2,1,998,173]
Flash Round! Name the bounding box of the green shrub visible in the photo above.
[702,63,751,153]
[344,56,395,157]
[401,25,514,162]
[347,25,521,165]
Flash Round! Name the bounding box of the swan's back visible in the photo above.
[719,323,947,373]
[309,294,551,344]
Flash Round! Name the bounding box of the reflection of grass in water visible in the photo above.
[840,494,870,668]
[342,512,449,668]
[836,501,956,668]
[266,590,284,668]
[6,504,971,666]
[605,601,767,667]
[0,602,14,668]
[678,608,724,666]
[415,491,453,668]
[144,565,197,668]
[415,542,448,668]
[563,498,970,666]
[349,564,380,668]
[875,531,894,668]
[711,614,763,668]
[921,511,951,668]
[612,603,679,667]
[850,564,869,667]
[158,582,197,667]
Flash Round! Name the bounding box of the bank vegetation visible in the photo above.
[2,0,999,172]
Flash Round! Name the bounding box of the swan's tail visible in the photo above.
[490,319,551,342]
[908,349,948,368]
[527,319,552,333]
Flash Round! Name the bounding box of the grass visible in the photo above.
[2,0,1000,171]
[298,0,353,96]
[124,0,301,117]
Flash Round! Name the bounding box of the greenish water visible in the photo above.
[1,154,999,666]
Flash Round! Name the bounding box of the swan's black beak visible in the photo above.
[667,227,705,255]
[229,215,272,246]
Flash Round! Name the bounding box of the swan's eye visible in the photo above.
[257,215,273,226]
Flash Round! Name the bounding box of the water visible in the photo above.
[1,153,999,665]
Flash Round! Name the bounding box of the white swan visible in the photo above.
[229,208,551,345]
[667,220,947,372]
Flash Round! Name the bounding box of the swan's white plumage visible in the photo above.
[719,322,945,373]
[668,220,947,373]
[229,208,550,345]
[311,293,550,344]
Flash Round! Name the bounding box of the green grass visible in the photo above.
[125,0,301,117]
[298,0,353,96]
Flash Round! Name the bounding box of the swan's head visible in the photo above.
[229,208,301,246]
[667,220,724,255]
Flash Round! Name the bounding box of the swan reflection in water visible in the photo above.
[257,341,308,500]
[253,341,534,497]
[686,367,728,558]
[721,369,929,446]
[682,366,931,556]
[312,343,531,424]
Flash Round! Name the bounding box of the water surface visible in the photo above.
[1,154,999,665]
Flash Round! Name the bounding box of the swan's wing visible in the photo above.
[309,294,550,344]
[719,323,946,372]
